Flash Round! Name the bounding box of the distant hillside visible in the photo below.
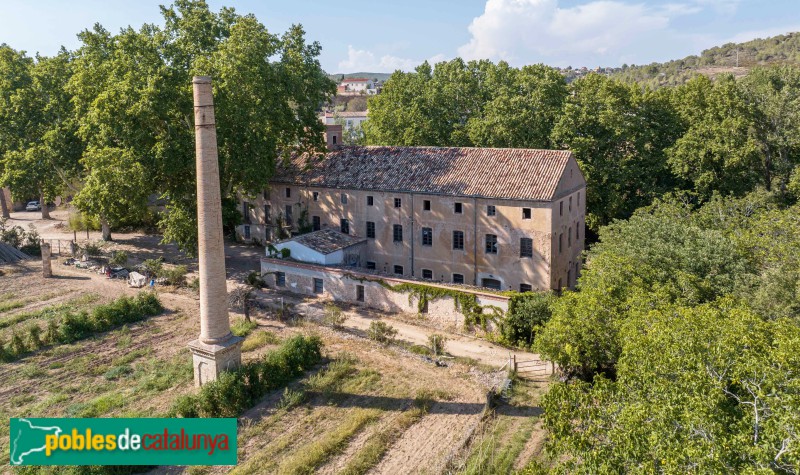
[327,72,393,83]
[611,32,800,87]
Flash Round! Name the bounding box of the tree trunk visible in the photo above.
[0,188,10,219]
[243,301,250,322]
[100,217,112,241]
[40,193,51,219]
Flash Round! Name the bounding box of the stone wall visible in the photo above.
[261,257,509,334]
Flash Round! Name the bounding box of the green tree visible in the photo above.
[542,300,800,473]
[741,66,800,195]
[0,45,33,218]
[67,1,334,253]
[551,74,681,230]
[1,51,81,219]
[666,74,761,198]
[72,147,149,240]
[468,63,567,149]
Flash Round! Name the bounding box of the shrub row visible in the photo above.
[0,292,162,362]
[172,335,322,418]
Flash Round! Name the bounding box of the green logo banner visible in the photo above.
[9,418,237,466]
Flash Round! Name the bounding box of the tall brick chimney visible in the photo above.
[188,76,242,387]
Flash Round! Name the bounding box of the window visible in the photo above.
[393,224,403,242]
[332,135,337,145]
[367,195,374,206]
[568,228,572,247]
[557,278,563,292]
[522,208,531,220]
[559,233,563,254]
[312,191,319,201]
[422,227,432,246]
[276,272,286,287]
[520,238,533,258]
[263,191,268,200]
[356,285,365,302]
[576,224,580,240]
[578,192,581,207]
[567,269,572,287]
[312,216,321,231]
[340,219,349,234]
[569,196,572,212]
[454,202,463,214]
[393,265,404,275]
[520,283,532,292]
[559,201,563,216]
[242,201,250,224]
[394,198,402,208]
[453,230,464,250]
[422,269,433,280]
[285,205,293,225]
[575,262,580,280]
[243,225,251,239]
[452,273,464,284]
[423,200,431,211]
[366,261,376,270]
[485,234,498,254]
[487,205,496,216]
[341,193,348,204]
[285,187,291,198]
[313,278,323,294]
[482,278,501,290]
[264,205,271,223]
[366,221,375,238]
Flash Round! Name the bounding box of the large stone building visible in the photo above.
[238,127,586,292]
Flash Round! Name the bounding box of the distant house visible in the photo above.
[340,78,373,93]
[320,111,369,130]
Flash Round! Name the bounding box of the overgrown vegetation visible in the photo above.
[0,292,161,362]
[322,303,346,328]
[172,335,322,418]
[534,193,800,472]
[366,321,397,344]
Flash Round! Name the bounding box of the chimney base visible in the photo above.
[188,334,243,387]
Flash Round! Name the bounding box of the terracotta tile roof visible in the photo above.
[279,228,366,255]
[274,146,574,201]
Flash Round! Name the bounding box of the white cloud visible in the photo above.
[456,0,748,67]
[336,45,445,73]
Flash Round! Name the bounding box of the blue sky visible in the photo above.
[1,0,799,72]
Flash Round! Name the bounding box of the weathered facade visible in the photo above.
[239,127,586,292]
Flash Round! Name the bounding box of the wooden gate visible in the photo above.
[507,354,553,379]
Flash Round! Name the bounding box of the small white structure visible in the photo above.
[271,228,366,266]
[341,78,373,92]
[128,271,147,288]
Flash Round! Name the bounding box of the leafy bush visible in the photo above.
[277,388,306,410]
[172,335,322,418]
[367,321,398,344]
[25,324,42,349]
[140,258,163,278]
[109,251,128,267]
[67,210,101,232]
[159,265,187,287]
[280,248,291,259]
[428,334,447,356]
[323,303,346,328]
[84,242,103,257]
[499,292,556,349]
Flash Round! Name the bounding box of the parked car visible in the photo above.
[25,201,41,211]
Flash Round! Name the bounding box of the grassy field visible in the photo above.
[0,261,549,474]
